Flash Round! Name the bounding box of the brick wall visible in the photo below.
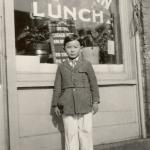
[142,0,150,135]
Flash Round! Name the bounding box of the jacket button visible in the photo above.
[73,88,76,92]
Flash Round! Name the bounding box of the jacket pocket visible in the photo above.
[57,89,71,106]
[78,67,87,73]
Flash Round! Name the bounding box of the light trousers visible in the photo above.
[62,112,93,150]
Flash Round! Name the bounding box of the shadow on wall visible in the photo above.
[50,103,65,150]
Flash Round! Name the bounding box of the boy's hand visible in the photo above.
[93,103,99,115]
[54,106,62,117]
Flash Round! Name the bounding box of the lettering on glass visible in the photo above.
[32,2,104,23]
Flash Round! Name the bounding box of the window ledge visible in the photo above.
[98,80,137,86]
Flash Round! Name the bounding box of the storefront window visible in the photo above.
[14,0,122,64]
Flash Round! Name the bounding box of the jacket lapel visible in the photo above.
[73,56,83,71]
[63,59,73,71]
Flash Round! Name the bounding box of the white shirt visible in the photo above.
[68,57,79,68]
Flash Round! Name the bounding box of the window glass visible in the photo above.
[14,0,122,64]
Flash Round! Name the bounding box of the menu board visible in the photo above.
[49,19,76,63]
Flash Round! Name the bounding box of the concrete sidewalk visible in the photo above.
[94,138,150,150]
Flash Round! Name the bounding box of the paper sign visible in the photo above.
[108,40,115,55]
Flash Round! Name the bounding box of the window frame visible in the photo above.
[15,0,136,85]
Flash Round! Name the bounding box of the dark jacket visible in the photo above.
[52,57,100,115]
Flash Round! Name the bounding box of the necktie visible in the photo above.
[72,60,76,68]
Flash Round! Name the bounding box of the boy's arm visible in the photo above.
[87,62,100,104]
[52,65,62,107]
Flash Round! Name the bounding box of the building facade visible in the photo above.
[1,0,150,150]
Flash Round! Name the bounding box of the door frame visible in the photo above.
[3,0,19,150]
[0,0,10,150]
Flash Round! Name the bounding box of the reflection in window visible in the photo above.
[14,0,122,64]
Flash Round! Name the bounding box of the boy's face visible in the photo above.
[64,40,81,59]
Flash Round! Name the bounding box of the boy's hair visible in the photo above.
[64,34,81,47]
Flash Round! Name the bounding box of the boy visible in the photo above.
[52,34,100,150]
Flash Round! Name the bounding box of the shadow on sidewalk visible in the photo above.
[94,138,150,150]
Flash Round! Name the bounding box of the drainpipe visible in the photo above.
[135,32,147,138]
[133,0,147,138]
